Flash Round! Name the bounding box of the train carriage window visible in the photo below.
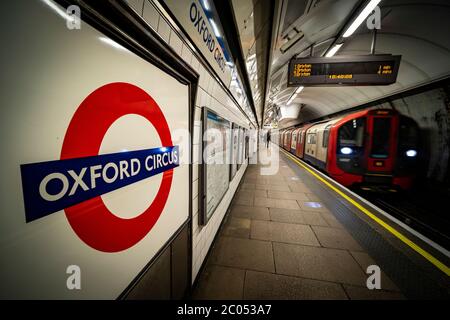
[299,131,304,144]
[371,118,391,158]
[338,118,365,148]
[307,133,316,144]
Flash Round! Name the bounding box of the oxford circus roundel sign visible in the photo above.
[60,82,174,252]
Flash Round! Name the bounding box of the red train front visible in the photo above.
[327,109,419,190]
[280,109,420,191]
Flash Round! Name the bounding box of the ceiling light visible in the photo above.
[287,94,297,105]
[248,53,256,60]
[343,0,382,38]
[209,19,221,38]
[99,37,127,51]
[202,0,210,11]
[325,43,343,57]
[41,0,75,23]
[286,86,305,105]
[295,86,304,94]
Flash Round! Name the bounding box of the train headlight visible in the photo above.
[406,149,417,157]
[340,147,353,155]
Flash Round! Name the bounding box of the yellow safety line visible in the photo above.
[281,149,450,277]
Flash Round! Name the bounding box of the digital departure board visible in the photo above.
[288,55,401,86]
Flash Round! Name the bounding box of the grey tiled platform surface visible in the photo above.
[193,153,404,300]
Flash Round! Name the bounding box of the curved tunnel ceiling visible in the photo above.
[261,0,450,128]
[231,0,275,126]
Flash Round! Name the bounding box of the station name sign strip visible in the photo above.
[21,146,179,222]
[162,0,232,86]
[288,55,401,86]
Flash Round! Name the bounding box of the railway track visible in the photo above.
[362,193,450,251]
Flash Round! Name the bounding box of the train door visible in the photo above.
[291,129,299,152]
[306,131,318,157]
[366,115,398,173]
[285,130,292,150]
[297,124,312,158]
[320,124,332,166]
[295,130,304,157]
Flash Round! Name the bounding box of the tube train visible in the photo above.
[276,109,420,191]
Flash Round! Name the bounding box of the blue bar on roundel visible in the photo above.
[20,146,179,223]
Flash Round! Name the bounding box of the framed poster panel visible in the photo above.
[200,108,231,225]
[230,123,239,181]
[245,129,250,159]
[237,126,245,171]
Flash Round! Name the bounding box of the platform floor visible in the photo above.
[192,145,414,300]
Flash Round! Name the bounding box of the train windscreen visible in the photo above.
[371,118,392,158]
[337,118,366,174]
[338,118,365,148]
[395,116,420,175]
[398,117,419,150]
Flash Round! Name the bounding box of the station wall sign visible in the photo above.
[162,0,232,86]
[0,1,189,299]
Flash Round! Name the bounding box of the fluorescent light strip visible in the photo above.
[202,0,210,11]
[209,19,221,38]
[287,94,297,105]
[343,0,382,38]
[99,37,128,51]
[287,86,305,105]
[41,0,75,22]
[295,86,304,94]
[326,43,343,57]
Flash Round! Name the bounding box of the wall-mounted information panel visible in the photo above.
[200,108,231,225]
[237,127,245,171]
[288,55,401,87]
[230,123,239,181]
[245,129,249,159]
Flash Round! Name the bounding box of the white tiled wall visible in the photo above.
[126,0,251,283]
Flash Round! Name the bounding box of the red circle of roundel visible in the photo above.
[60,82,173,253]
